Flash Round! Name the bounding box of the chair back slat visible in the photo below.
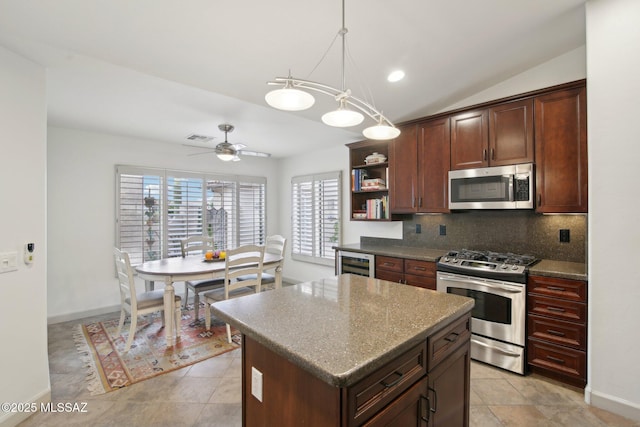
[114,247,136,307]
[224,244,265,294]
[180,235,215,257]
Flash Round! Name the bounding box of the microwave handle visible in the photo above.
[509,174,515,202]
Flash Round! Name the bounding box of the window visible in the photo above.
[116,166,266,265]
[291,171,341,266]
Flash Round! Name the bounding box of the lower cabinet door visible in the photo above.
[362,376,429,427]
[428,343,470,427]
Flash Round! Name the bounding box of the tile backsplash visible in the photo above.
[363,211,587,263]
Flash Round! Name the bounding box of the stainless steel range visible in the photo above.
[436,250,538,374]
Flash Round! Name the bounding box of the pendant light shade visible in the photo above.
[265,85,315,111]
[363,122,402,140]
[321,99,364,127]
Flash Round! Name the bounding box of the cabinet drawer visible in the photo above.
[376,256,404,273]
[528,294,586,323]
[428,313,471,370]
[405,274,436,290]
[376,270,404,283]
[348,342,427,425]
[404,259,435,278]
[528,339,586,382]
[528,315,586,350]
[528,275,586,302]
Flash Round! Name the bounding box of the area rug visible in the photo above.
[74,305,240,395]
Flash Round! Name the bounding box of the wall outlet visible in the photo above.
[251,366,263,402]
[439,224,447,236]
[559,229,570,243]
[0,252,18,274]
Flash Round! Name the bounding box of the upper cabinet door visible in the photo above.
[389,124,418,213]
[450,110,489,170]
[489,99,534,166]
[535,86,588,213]
[418,117,451,213]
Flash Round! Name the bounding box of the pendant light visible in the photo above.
[265,0,400,140]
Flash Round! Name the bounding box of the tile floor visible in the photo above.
[17,312,640,427]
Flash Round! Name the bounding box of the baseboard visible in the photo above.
[0,388,51,427]
[47,304,120,324]
[587,388,640,422]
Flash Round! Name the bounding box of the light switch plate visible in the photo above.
[251,366,263,402]
[0,251,18,273]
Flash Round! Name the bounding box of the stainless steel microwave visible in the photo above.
[448,163,534,210]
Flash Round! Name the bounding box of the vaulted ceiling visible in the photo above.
[0,0,586,158]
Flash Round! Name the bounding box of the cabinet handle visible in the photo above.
[538,194,542,207]
[420,395,430,423]
[547,329,566,337]
[428,386,438,413]
[413,266,427,271]
[547,306,566,313]
[491,148,495,160]
[483,149,488,161]
[546,286,566,291]
[380,371,404,388]
[444,332,460,343]
[546,355,566,365]
[418,196,422,208]
[383,262,395,267]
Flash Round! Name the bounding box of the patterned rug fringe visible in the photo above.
[73,324,107,396]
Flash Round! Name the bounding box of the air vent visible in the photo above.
[186,134,214,142]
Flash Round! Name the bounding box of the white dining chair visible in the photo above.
[180,235,224,320]
[113,247,182,351]
[202,244,265,343]
[236,235,286,290]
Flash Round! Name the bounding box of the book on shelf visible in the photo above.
[365,195,389,219]
[351,169,369,192]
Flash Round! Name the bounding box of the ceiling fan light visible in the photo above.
[321,103,364,127]
[363,123,401,140]
[216,153,235,161]
[265,87,315,111]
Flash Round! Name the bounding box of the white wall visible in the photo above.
[47,127,282,321]
[586,0,640,420]
[0,46,50,425]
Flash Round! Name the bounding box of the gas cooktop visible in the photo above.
[437,249,539,283]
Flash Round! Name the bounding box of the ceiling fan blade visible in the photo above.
[232,143,247,150]
[238,149,272,158]
[187,150,215,156]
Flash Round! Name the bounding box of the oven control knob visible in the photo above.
[511,265,518,270]
[501,264,508,269]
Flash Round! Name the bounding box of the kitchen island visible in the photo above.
[211,273,474,426]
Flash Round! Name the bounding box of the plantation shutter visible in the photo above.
[116,168,164,265]
[291,171,341,266]
[238,179,266,246]
[205,178,237,251]
[116,166,266,265]
[166,174,204,257]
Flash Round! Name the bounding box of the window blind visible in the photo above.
[116,166,266,265]
[291,171,341,266]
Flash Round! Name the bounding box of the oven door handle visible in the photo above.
[472,338,521,357]
[439,275,522,293]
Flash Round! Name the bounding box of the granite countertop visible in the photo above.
[334,243,588,281]
[210,274,474,388]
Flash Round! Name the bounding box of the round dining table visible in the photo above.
[135,252,283,346]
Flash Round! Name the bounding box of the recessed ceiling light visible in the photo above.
[387,70,405,82]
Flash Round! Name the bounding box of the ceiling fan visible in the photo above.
[187,124,271,162]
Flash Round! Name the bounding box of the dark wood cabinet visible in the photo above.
[451,99,533,170]
[375,256,436,290]
[389,120,450,214]
[489,99,534,166]
[527,275,588,388]
[534,86,588,213]
[450,109,489,170]
[388,124,419,213]
[418,118,451,213]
